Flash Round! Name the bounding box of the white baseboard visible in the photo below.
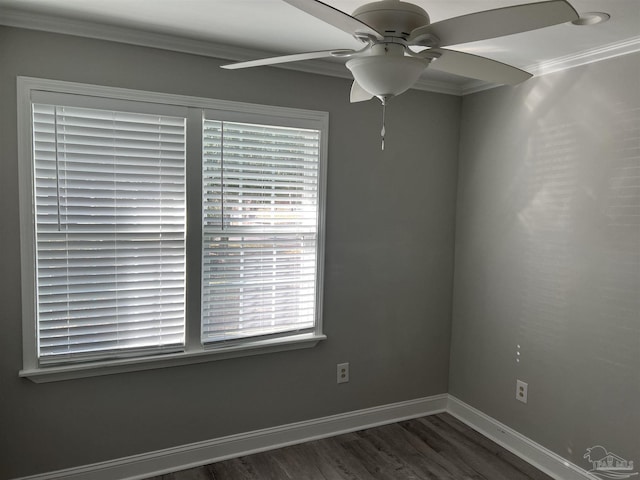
[14,394,604,480]
[15,394,448,480]
[446,395,599,480]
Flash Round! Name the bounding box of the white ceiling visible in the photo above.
[1,0,638,93]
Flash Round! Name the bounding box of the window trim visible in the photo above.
[17,77,328,383]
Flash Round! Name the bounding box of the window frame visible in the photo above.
[17,77,328,383]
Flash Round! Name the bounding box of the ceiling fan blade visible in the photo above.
[221,49,355,69]
[282,0,383,40]
[426,48,532,85]
[409,0,579,47]
[350,80,374,103]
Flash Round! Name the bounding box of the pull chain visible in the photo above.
[381,99,386,151]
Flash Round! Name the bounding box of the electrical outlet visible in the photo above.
[337,362,349,384]
[516,380,528,403]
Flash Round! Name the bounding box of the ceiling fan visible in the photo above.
[222,0,579,147]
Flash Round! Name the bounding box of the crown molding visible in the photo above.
[0,8,274,64]
[461,35,640,95]
[1,8,639,98]
[526,34,640,77]
[460,79,494,96]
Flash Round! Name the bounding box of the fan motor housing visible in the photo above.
[353,0,430,38]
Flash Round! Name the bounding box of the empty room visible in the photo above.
[0,0,638,479]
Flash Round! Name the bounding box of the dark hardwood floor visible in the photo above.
[145,413,552,480]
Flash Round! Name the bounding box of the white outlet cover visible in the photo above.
[337,362,349,384]
[516,380,528,403]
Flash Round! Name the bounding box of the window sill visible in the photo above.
[19,333,327,383]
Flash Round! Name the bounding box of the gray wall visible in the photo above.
[0,26,460,479]
[451,52,640,468]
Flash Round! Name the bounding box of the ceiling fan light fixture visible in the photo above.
[346,55,429,98]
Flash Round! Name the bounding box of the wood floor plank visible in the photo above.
[383,423,468,479]
[436,415,552,480]
[361,425,443,479]
[291,442,348,480]
[208,459,251,480]
[235,451,293,479]
[337,433,403,480]
[420,416,521,480]
[399,418,482,479]
[419,416,550,480]
[268,444,333,480]
[395,422,472,479]
[311,435,375,480]
[144,413,554,480]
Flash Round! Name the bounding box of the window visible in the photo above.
[31,101,187,364]
[18,78,327,382]
[201,119,321,344]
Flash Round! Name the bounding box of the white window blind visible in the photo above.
[32,103,187,363]
[202,119,321,343]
